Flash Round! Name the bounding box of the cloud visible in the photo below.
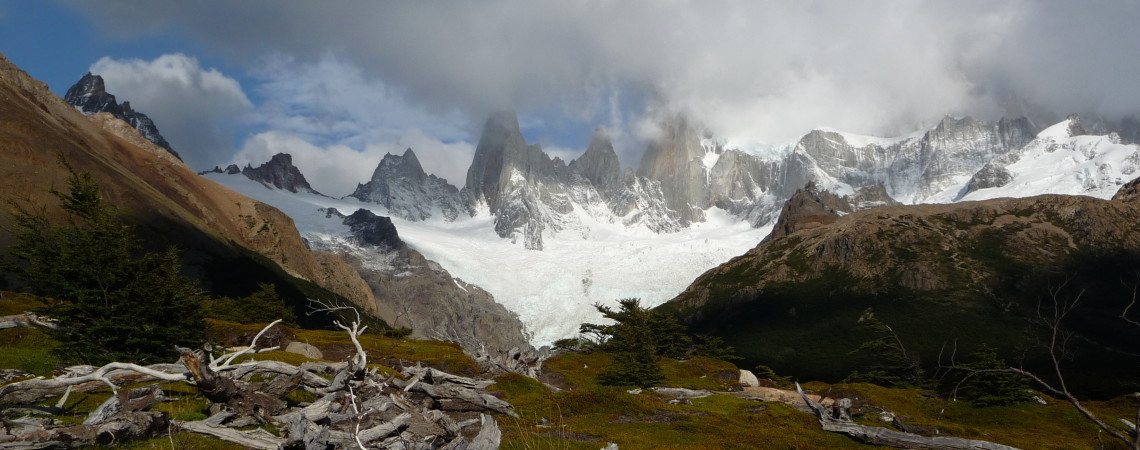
[249,54,472,147]
[90,54,252,169]
[71,1,1140,154]
[232,130,475,197]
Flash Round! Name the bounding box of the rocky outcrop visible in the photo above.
[241,153,321,195]
[462,112,581,250]
[342,209,405,250]
[311,211,532,355]
[961,163,1013,197]
[200,164,242,175]
[569,129,622,191]
[637,116,712,224]
[350,148,473,222]
[762,182,850,243]
[64,73,179,160]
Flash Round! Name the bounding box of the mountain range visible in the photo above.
[207,98,1140,348]
[6,52,1140,385]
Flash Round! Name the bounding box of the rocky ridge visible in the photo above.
[64,73,179,160]
[349,148,473,222]
[240,153,322,195]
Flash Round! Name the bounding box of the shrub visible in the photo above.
[2,166,205,364]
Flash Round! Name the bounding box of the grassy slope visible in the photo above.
[494,352,1138,449]
[2,295,1135,449]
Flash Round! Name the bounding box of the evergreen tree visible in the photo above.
[202,283,297,325]
[845,316,924,387]
[950,344,1032,407]
[2,166,206,365]
[580,298,738,387]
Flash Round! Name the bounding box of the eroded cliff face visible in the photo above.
[307,210,533,354]
[0,53,377,315]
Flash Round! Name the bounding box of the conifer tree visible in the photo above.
[2,166,206,365]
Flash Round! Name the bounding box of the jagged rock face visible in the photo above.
[763,181,901,243]
[350,149,473,222]
[64,73,179,160]
[637,117,712,224]
[795,116,1037,204]
[464,113,592,249]
[241,153,320,195]
[962,162,1013,195]
[762,182,849,243]
[568,130,622,190]
[342,209,405,250]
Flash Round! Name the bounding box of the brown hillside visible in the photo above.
[0,53,376,314]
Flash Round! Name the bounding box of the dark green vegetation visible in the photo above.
[490,351,1140,449]
[201,282,298,326]
[661,195,1140,398]
[1,166,404,366]
[2,167,206,365]
[574,299,737,388]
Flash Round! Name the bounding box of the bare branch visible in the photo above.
[209,319,283,371]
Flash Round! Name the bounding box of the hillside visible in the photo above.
[661,178,1140,396]
[0,52,377,326]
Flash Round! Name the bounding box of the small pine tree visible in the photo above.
[845,316,924,387]
[599,351,664,388]
[202,283,298,325]
[2,166,206,365]
[950,344,1032,407]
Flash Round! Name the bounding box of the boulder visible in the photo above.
[284,342,323,360]
[738,369,760,388]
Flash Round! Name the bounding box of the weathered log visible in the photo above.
[0,363,186,404]
[402,366,496,390]
[408,382,516,416]
[467,414,501,450]
[652,387,713,399]
[227,360,331,388]
[91,412,169,446]
[180,350,287,417]
[357,412,411,444]
[0,312,58,330]
[176,420,284,450]
[794,383,1019,450]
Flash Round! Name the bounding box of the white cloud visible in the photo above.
[249,54,472,148]
[233,130,475,197]
[72,2,1140,161]
[90,54,252,169]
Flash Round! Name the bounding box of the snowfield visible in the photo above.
[204,173,771,345]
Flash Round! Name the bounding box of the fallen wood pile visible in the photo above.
[0,313,511,449]
[795,382,1018,450]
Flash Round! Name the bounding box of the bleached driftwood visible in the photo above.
[795,382,1018,450]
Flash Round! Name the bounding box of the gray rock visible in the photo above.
[284,342,323,360]
[961,163,1014,198]
[738,369,760,388]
